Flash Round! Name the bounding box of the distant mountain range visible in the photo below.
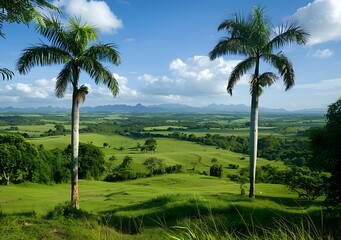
[0,103,326,114]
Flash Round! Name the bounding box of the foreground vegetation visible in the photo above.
[1,175,339,239]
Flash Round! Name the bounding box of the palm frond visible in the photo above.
[209,37,252,60]
[67,16,98,54]
[249,7,271,51]
[35,15,69,52]
[269,20,310,50]
[55,62,73,98]
[263,53,295,90]
[16,44,70,74]
[76,84,89,103]
[80,57,119,96]
[258,72,278,87]
[227,57,255,95]
[84,44,121,65]
[0,68,14,80]
[250,72,278,96]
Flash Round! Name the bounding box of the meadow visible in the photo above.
[0,111,339,239]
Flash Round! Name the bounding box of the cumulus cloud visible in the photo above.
[289,0,341,45]
[0,78,59,105]
[138,55,243,97]
[53,0,123,34]
[84,73,140,106]
[311,48,334,58]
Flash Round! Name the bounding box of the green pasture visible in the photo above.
[28,133,286,175]
[0,174,331,239]
[0,174,319,216]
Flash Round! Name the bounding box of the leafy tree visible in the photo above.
[0,135,40,184]
[144,157,165,175]
[65,143,105,180]
[283,167,326,201]
[17,16,121,209]
[0,0,58,80]
[141,138,157,152]
[209,7,308,198]
[309,99,341,203]
[105,156,135,182]
[44,148,70,184]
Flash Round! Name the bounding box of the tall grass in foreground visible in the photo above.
[168,216,333,240]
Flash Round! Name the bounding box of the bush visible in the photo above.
[210,164,222,178]
[227,164,239,169]
[46,202,95,220]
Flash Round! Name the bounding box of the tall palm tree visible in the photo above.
[209,7,309,198]
[16,16,121,208]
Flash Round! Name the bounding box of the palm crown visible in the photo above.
[209,7,309,95]
[17,16,121,100]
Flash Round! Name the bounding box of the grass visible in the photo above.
[0,174,337,239]
[28,133,287,175]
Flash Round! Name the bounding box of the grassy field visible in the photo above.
[28,133,287,176]
[0,174,334,239]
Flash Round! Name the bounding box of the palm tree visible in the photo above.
[16,16,121,208]
[209,7,309,198]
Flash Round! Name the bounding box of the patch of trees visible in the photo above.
[0,135,106,185]
[40,124,70,137]
[144,157,182,175]
[0,116,45,126]
[105,156,182,182]
[227,164,327,201]
[0,135,69,184]
[104,156,138,182]
[140,138,157,152]
[308,99,341,204]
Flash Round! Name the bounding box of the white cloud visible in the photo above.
[139,55,242,97]
[311,48,334,58]
[138,74,159,84]
[290,0,341,45]
[0,78,59,106]
[53,0,123,34]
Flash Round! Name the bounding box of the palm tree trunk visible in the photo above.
[71,91,80,209]
[249,85,259,198]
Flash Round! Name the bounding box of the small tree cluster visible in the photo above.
[210,164,222,178]
[140,138,157,152]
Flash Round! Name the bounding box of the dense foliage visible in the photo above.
[0,135,69,184]
[65,143,105,180]
[283,167,326,201]
[309,99,341,203]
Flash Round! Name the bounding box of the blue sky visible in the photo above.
[1,0,341,110]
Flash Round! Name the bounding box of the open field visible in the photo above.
[0,174,336,239]
[28,133,287,175]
